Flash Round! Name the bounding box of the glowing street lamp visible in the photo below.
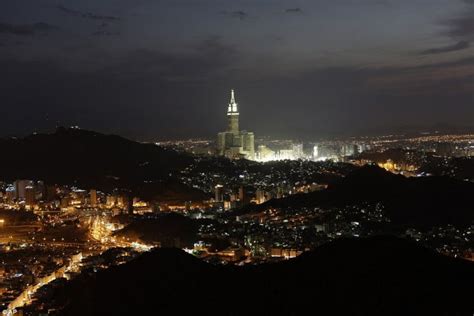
[2,308,18,316]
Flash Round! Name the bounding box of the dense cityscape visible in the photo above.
[0,90,472,315]
[2,0,474,314]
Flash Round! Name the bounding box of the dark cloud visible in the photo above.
[442,5,474,40]
[99,36,239,83]
[0,22,58,36]
[91,21,120,37]
[285,8,302,13]
[92,30,120,36]
[1,52,473,140]
[444,17,474,39]
[361,56,474,97]
[56,5,120,21]
[419,41,470,55]
[2,1,474,139]
[221,11,247,20]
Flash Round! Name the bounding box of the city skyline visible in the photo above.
[2,0,474,140]
[1,1,474,315]
[0,126,473,314]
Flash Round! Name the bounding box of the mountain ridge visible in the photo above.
[0,127,208,202]
[235,165,474,228]
[48,236,473,315]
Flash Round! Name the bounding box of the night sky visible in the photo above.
[1,0,474,140]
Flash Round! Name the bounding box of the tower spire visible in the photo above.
[228,89,238,114]
[226,89,239,132]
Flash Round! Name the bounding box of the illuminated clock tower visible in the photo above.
[227,89,239,133]
[217,89,255,160]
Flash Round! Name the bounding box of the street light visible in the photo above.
[2,308,18,316]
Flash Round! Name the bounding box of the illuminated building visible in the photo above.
[214,184,224,202]
[71,189,87,205]
[121,194,134,214]
[342,144,358,157]
[292,143,304,159]
[277,149,293,160]
[256,143,306,162]
[217,90,255,160]
[313,144,339,161]
[378,159,417,174]
[276,186,284,199]
[5,186,15,202]
[14,180,33,200]
[216,246,245,261]
[313,145,319,159]
[255,189,267,204]
[25,186,36,207]
[238,186,250,205]
[60,196,71,209]
[90,189,97,207]
[256,145,275,162]
[106,195,116,207]
[270,248,302,259]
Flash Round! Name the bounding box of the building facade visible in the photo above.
[217,90,255,160]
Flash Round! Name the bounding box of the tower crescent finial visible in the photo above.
[228,89,238,114]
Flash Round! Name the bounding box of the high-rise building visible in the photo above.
[14,180,34,200]
[238,186,245,201]
[60,196,71,209]
[106,195,116,207]
[90,189,97,207]
[5,186,15,202]
[25,186,36,207]
[217,90,255,160]
[214,184,224,202]
[342,144,358,157]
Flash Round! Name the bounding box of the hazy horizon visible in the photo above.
[2,0,474,140]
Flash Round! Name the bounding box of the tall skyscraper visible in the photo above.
[227,89,239,133]
[217,90,255,160]
[214,184,224,202]
[25,186,36,207]
[90,189,98,207]
[14,180,34,200]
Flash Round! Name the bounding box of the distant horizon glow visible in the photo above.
[1,0,474,140]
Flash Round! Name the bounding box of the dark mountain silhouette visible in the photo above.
[421,156,474,180]
[114,213,199,247]
[356,148,422,165]
[49,236,473,315]
[0,127,208,202]
[236,165,474,228]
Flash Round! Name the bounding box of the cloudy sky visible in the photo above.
[1,0,474,140]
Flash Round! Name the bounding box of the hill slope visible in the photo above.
[238,165,474,227]
[53,236,473,315]
[0,127,208,201]
[114,213,199,247]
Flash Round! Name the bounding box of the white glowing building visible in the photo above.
[217,90,255,160]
